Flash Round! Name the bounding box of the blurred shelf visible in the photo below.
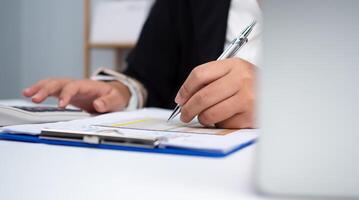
[89,43,135,49]
[83,0,136,78]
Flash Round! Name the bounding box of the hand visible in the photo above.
[175,58,256,129]
[22,78,131,113]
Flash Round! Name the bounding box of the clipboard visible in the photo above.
[0,132,256,158]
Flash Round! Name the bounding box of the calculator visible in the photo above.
[0,105,90,126]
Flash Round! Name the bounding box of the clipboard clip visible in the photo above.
[40,129,161,149]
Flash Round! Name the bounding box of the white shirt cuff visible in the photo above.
[91,67,148,110]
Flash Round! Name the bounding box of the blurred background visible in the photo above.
[0,0,153,99]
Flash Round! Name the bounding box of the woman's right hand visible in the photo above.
[22,78,131,113]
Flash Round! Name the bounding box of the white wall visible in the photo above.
[20,0,84,90]
[0,0,21,98]
[0,0,150,100]
[0,0,88,100]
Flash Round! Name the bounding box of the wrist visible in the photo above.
[108,81,131,107]
[91,67,147,110]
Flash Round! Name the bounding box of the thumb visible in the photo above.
[93,89,127,113]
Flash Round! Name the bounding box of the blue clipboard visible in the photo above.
[0,132,256,158]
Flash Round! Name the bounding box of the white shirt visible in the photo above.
[226,0,263,67]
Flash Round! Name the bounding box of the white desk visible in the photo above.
[0,99,275,200]
[0,140,275,200]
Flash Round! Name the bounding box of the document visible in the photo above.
[96,117,236,135]
[2,108,258,153]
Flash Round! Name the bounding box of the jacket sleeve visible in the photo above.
[123,0,181,108]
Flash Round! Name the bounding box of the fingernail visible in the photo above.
[32,96,40,103]
[94,100,105,112]
[32,94,40,100]
[175,93,183,105]
[59,100,65,107]
[23,88,30,95]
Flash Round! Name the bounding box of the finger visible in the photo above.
[180,74,239,123]
[175,60,231,105]
[93,89,127,113]
[31,81,64,103]
[197,93,242,126]
[58,82,80,108]
[31,89,49,103]
[215,112,255,129]
[22,79,50,97]
[77,80,110,97]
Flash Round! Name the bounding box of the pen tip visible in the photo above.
[251,20,257,26]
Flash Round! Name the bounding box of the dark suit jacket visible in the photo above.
[124,0,231,109]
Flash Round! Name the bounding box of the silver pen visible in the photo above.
[168,20,257,122]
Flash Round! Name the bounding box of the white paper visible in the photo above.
[2,108,258,153]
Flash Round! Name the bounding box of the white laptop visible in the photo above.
[256,0,359,198]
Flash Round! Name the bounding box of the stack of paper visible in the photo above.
[1,108,258,153]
